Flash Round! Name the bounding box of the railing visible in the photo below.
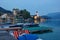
[0,27,22,31]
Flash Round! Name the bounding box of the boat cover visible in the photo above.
[18,34,38,40]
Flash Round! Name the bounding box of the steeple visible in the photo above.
[35,11,39,16]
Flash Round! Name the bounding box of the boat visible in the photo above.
[23,23,39,27]
[9,23,24,28]
[9,23,39,28]
[23,26,52,34]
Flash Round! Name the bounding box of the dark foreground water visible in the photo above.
[38,19,60,40]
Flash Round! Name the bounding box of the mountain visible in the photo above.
[47,12,60,19]
[41,12,60,19]
[41,16,51,19]
[0,7,12,15]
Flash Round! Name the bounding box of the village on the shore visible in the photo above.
[0,8,45,24]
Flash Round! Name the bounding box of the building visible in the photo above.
[31,11,41,24]
[13,8,20,16]
[12,8,24,24]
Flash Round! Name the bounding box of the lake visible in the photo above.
[38,19,60,40]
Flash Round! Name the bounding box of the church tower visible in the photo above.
[34,11,40,24]
[35,11,39,16]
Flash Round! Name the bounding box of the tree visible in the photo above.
[20,9,31,19]
[0,12,2,16]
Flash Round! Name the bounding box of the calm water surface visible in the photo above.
[38,19,60,40]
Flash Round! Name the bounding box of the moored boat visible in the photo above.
[23,23,39,27]
[23,26,52,34]
[9,23,24,28]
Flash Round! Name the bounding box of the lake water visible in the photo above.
[38,19,60,40]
